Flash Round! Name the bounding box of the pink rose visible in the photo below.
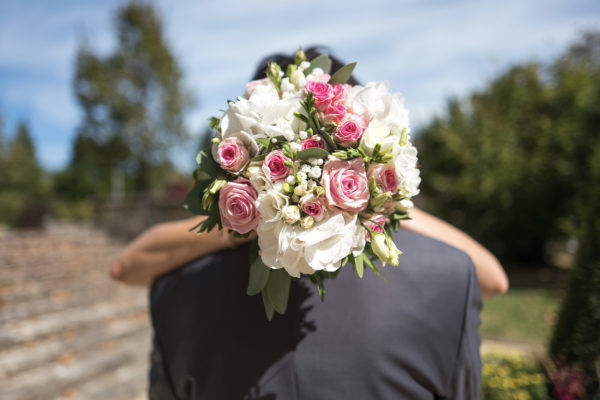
[219,178,259,234]
[347,112,369,130]
[217,137,250,172]
[367,163,398,194]
[262,150,291,181]
[321,157,369,213]
[304,80,334,109]
[334,120,364,148]
[321,102,346,124]
[332,84,350,103]
[301,136,326,150]
[299,193,327,221]
[363,214,386,241]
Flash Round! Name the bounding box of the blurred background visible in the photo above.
[0,0,598,399]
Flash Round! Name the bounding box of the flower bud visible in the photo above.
[283,205,301,224]
[313,185,325,197]
[300,215,314,229]
[371,232,401,267]
[294,48,306,65]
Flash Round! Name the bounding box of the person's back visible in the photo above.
[149,228,482,400]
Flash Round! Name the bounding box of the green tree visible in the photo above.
[72,0,190,195]
[418,31,600,394]
[0,120,44,226]
[549,32,600,395]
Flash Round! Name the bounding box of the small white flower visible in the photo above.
[294,184,306,196]
[286,175,296,184]
[307,180,316,191]
[300,61,310,70]
[309,165,321,179]
[297,171,308,182]
[308,158,318,166]
[290,142,302,152]
[271,138,277,144]
[283,205,301,224]
[300,164,311,173]
[317,159,323,166]
[299,130,308,140]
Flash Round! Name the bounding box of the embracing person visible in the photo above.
[110,48,508,400]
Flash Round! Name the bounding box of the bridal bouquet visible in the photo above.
[186,50,420,319]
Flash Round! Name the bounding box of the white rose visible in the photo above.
[256,188,289,223]
[360,119,397,155]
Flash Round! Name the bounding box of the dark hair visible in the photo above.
[251,46,360,86]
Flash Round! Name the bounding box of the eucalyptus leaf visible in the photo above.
[247,255,271,296]
[296,147,329,160]
[261,290,275,321]
[266,268,291,314]
[328,62,357,85]
[306,54,332,75]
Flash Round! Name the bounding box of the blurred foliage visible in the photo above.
[481,352,548,400]
[418,31,600,397]
[0,119,46,227]
[418,32,600,264]
[59,0,191,198]
[549,33,600,397]
[480,288,560,346]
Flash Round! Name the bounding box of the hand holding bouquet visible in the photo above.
[186,50,420,319]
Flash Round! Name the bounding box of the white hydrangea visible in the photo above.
[257,212,366,277]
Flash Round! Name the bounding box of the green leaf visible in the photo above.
[296,147,329,160]
[251,153,267,162]
[247,255,271,296]
[194,149,221,181]
[328,62,357,85]
[356,253,365,278]
[256,137,271,148]
[261,290,275,321]
[185,180,211,215]
[315,274,325,301]
[266,268,291,314]
[306,54,332,75]
[363,255,386,281]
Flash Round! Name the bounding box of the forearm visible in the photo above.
[401,208,509,299]
[110,217,251,286]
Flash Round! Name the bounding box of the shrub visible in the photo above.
[481,352,548,400]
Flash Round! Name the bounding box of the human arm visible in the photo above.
[401,208,509,299]
[110,216,254,286]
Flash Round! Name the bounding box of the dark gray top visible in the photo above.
[149,229,482,400]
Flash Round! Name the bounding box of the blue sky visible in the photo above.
[0,0,598,171]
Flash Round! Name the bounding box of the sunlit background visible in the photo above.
[1,0,599,399]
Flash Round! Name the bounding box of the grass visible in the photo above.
[480,287,563,346]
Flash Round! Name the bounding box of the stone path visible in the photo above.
[0,223,150,400]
